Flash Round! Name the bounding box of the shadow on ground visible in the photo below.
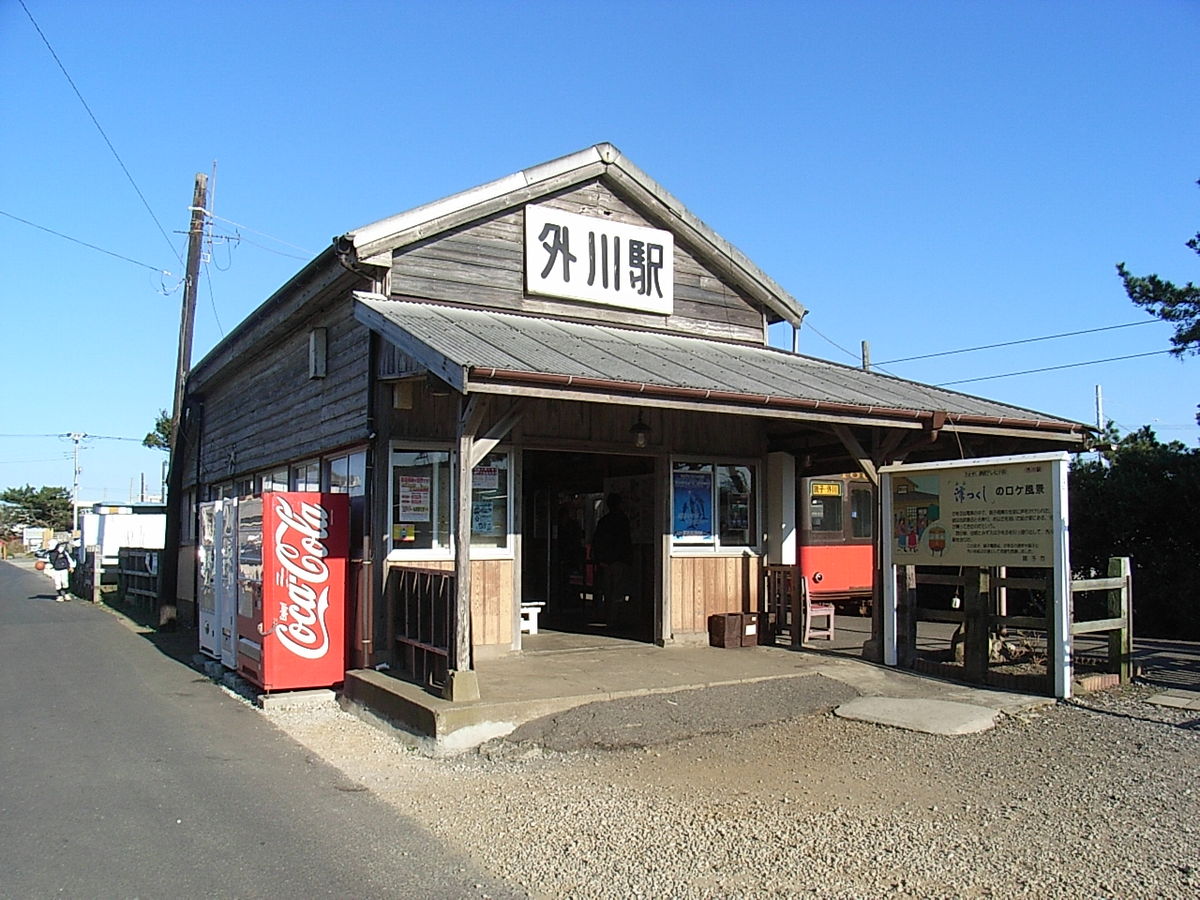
[96,587,199,668]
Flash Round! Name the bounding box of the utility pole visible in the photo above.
[172,173,208,444]
[861,340,871,372]
[158,173,208,627]
[69,432,84,537]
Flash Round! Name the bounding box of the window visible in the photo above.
[470,452,509,549]
[389,447,512,557]
[392,450,451,553]
[261,468,288,493]
[850,486,873,539]
[809,481,843,533]
[718,464,755,547]
[291,460,320,492]
[672,459,759,551]
[328,451,367,557]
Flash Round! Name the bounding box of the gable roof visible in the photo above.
[354,294,1086,441]
[337,143,806,327]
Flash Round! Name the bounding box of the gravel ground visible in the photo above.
[262,678,1199,899]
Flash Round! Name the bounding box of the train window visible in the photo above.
[850,486,873,538]
[809,481,843,533]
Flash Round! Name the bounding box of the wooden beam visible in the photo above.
[831,424,879,485]
[470,400,525,468]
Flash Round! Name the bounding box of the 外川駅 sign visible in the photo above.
[524,204,674,315]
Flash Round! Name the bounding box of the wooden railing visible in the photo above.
[1070,557,1133,683]
[388,565,452,689]
[897,557,1133,693]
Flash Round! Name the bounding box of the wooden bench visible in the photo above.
[520,602,545,635]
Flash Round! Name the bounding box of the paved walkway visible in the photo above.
[347,633,1057,752]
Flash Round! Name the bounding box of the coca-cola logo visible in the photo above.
[271,496,333,660]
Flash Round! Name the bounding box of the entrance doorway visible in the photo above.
[522,450,655,642]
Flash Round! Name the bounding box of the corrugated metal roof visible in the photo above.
[355,296,1083,430]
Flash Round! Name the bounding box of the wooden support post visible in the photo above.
[1107,556,1133,683]
[964,567,989,683]
[897,565,917,667]
[444,394,484,702]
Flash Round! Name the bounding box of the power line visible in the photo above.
[203,259,226,337]
[802,320,860,363]
[18,0,182,267]
[936,347,1187,387]
[224,233,313,262]
[876,319,1162,366]
[0,432,142,442]
[0,209,171,274]
[201,210,315,255]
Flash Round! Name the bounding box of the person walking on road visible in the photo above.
[47,542,75,601]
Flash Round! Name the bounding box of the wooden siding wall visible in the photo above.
[519,399,767,459]
[671,555,763,636]
[390,180,767,344]
[379,390,767,459]
[195,301,370,487]
[388,558,514,649]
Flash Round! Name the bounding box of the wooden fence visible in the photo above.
[898,556,1133,693]
[116,547,160,611]
[388,565,452,689]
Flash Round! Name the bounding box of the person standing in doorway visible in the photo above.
[47,542,75,601]
[591,493,632,625]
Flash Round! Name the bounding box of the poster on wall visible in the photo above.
[472,466,499,491]
[396,475,431,522]
[888,458,1057,567]
[672,470,713,541]
[472,500,500,536]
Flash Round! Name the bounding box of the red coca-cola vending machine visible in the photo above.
[236,491,349,692]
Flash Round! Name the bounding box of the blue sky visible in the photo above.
[2,0,1197,501]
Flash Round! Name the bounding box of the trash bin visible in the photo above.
[708,612,745,648]
[743,611,774,646]
[739,612,760,646]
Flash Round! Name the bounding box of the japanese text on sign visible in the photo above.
[525,204,674,315]
[891,462,1056,566]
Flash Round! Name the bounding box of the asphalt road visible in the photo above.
[0,561,521,899]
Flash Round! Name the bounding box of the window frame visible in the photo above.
[386,442,514,561]
[670,455,762,556]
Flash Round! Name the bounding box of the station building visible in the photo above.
[170,144,1086,700]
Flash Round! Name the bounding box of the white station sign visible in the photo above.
[525,204,674,315]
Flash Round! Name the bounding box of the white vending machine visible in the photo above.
[198,501,219,659]
[197,498,240,669]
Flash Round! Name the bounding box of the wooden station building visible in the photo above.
[170,143,1087,700]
